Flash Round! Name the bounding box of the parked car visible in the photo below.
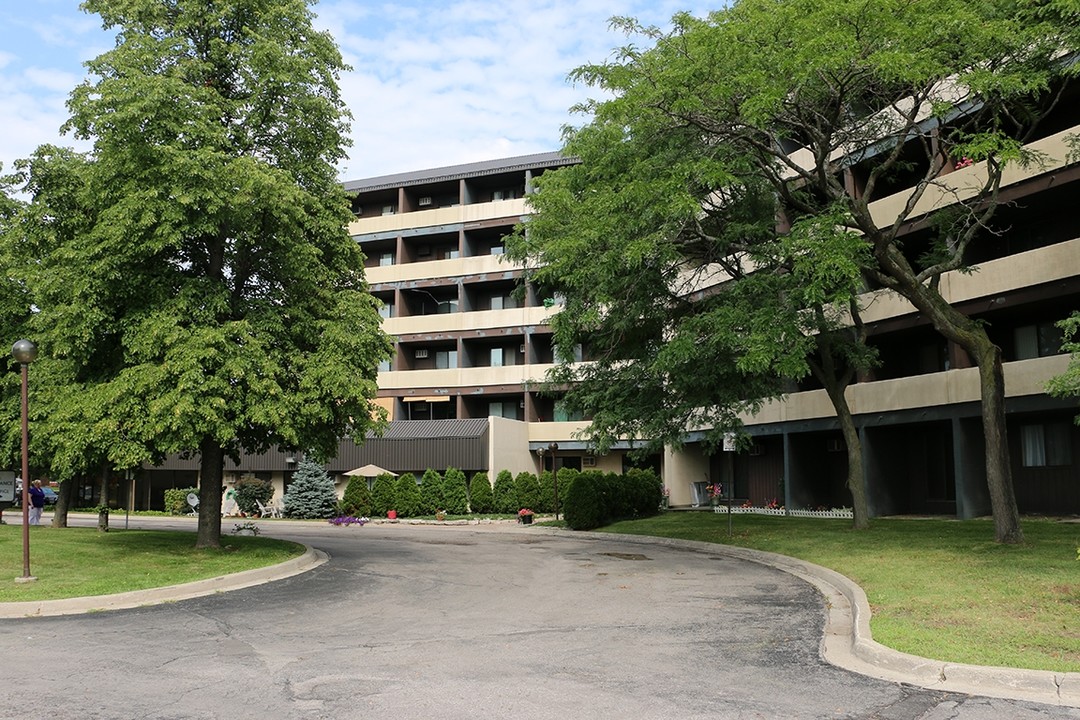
[10,484,59,507]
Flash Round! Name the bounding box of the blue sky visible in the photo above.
[0,1,715,183]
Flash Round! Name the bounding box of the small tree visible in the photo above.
[371,473,396,516]
[233,476,273,516]
[419,468,444,515]
[513,471,542,512]
[340,475,373,517]
[492,470,517,514]
[468,472,493,514]
[394,473,423,517]
[442,467,469,515]
[282,459,338,519]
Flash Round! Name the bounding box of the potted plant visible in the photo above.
[518,508,535,525]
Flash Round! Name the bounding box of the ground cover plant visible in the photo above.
[600,513,1080,672]
[0,526,303,602]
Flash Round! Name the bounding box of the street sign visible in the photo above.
[0,471,15,503]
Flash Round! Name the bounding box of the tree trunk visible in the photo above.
[814,351,870,530]
[878,246,1023,543]
[51,476,78,528]
[195,437,225,549]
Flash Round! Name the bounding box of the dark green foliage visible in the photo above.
[282,459,338,519]
[513,471,541,512]
[164,487,198,516]
[468,472,493,514]
[492,470,517,514]
[419,468,444,514]
[442,467,469,515]
[564,470,606,530]
[625,468,663,518]
[371,473,395,516]
[538,470,555,513]
[339,475,373,517]
[233,476,273,516]
[394,473,423,517]
[556,468,578,509]
[606,471,634,519]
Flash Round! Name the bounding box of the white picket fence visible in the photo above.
[712,505,853,519]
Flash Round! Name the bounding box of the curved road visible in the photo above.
[1,520,1075,719]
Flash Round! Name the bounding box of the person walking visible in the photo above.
[28,480,45,526]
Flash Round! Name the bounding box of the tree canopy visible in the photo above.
[0,0,392,547]
[509,0,1080,542]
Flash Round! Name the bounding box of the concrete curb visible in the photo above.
[0,546,328,619]
[584,530,1080,708]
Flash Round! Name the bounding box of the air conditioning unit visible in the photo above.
[582,456,597,468]
[418,196,432,206]
[382,205,396,215]
[519,344,526,353]
[414,348,429,359]
[519,400,526,408]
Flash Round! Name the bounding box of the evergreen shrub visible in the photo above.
[442,467,469,514]
[513,471,541,512]
[492,470,516,513]
[371,473,395,516]
[340,475,373,517]
[563,470,606,530]
[468,472,493,513]
[283,459,339,519]
[234,476,273,516]
[394,473,423,517]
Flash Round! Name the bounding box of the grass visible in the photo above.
[0,525,304,603]
[599,512,1080,673]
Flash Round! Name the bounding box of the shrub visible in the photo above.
[442,467,469,515]
[556,468,578,514]
[626,468,663,518]
[371,473,396,516]
[468,472,493,513]
[394,473,423,517]
[233,476,273,516]
[564,470,606,530]
[492,470,516,514]
[538,470,555,513]
[164,487,199,515]
[282,459,338,519]
[419,468,444,514]
[513,471,542,513]
[340,475,373,517]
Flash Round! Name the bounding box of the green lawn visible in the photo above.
[0,525,304,603]
[599,512,1080,673]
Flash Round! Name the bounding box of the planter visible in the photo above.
[387,510,397,520]
[520,514,533,525]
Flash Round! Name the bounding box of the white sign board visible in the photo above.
[722,432,737,452]
[0,471,15,503]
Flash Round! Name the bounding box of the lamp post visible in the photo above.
[548,442,559,521]
[13,339,37,583]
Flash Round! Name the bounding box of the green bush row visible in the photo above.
[563,468,663,531]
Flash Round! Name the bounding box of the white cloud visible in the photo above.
[1,0,716,182]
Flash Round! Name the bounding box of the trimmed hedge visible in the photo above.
[562,468,662,531]
[468,472,493,513]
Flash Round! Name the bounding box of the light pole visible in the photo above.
[13,339,37,583]
[548,442,559,521]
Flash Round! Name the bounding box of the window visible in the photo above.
[553,401,585,422]
[378,252,394,267]
[381,204,397,216]
[436,299,458,314]
[489,244,504,256]
[378,302,393,319]
[435,350,458,369]
[377,359,391,373]
[490,348,504,367]
[1013,322,1064,360]
[1021,422,1073,467]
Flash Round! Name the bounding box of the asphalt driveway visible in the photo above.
[0,519,1076,719]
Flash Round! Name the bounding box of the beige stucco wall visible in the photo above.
[663,445,710,507]
[489,416,534,479]
[348,199,528,237]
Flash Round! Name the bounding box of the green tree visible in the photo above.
[282,459,338,519]
[467,471,493,514]
[340,475,374,517]
[442,467,469,515]
[1047,313,1080,420]
[419,468,444,514]
[515,0,1079,543]
[513,471,542,512]
[394,473,422,517]
[492,470,516,514]
[1,0,392,547]
[371,473,396,517]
